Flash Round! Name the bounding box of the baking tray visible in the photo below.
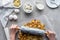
[16,15,55,40]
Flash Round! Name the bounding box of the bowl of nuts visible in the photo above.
[13,0,22,8]
[23,3,33,13]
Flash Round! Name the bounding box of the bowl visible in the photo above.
[13,0,22,8]
[23,3,33,13]
[36,2,44,10]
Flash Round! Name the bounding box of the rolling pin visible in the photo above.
[19,26,46,36]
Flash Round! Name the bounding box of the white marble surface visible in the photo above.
[0,0,60,40]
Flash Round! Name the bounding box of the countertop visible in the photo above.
[0,0,60,40]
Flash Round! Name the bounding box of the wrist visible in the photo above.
[49,38,55,40]
[10,33,15,35]
[10,34,15,40]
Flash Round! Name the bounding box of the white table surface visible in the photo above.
[0,0,60,40]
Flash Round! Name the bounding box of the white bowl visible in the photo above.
[23,3,33,13]
[36,3,44,10]
[13,0,22,8]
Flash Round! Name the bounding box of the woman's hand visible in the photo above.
[10,24,19,40]
[46,30,56,40]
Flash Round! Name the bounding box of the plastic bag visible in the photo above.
[18,15,55,40]
[20,15,54,31]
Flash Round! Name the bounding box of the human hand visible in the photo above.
[46,30,56,40]
[10,24,19,35]
[10,24,19,40]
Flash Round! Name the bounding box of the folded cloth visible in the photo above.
[4,27,10,40]
[0,0,2,6]
[2,0,13,6]
[0,9,13,40]
[0,9,13,28]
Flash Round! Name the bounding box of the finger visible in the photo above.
[12,25,19,30]
[9,24,17,29]
[10,24,14,28]
[16,27,19,30]
[47,35,50,38]
[9,25,13,29]
[47,30,56,36]
[46,30,50,35]
[46,30,53,36]
[12,24,17,28]
[14,25,17,28]
[47,30,55,34]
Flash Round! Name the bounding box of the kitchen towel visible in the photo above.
[0,9,13,40]
[0,9,13,28]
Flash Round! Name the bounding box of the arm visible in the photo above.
[46,30,56,40]
[10,34,15,40]
[10,24,19,40]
